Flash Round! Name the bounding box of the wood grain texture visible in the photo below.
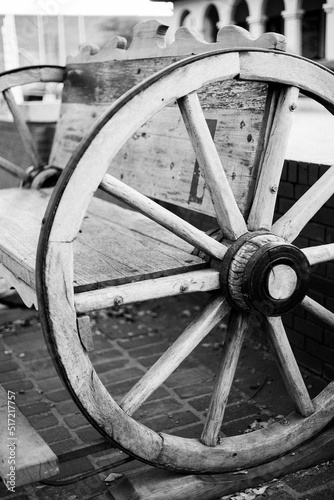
[267,265,297,299]
[247,86,299,231]
[108,423,334,500]
[68,21,286,63]
[120,295,230,416]
[0,385,58,487]
[38,240,164,462]
[156,382,334,472]
[50,26,274,223]
[239,51,334,114]
[77,314,94,351]
[302,243,334,266]
[0,188,206,295]
[99,174,227,261]
[50,71,267,220]
[201,311,249,446]
[0,263,37,309]
[178,92,247,240]
[75,269,220,313]
[0,65,64,93]
[47,52,241,244]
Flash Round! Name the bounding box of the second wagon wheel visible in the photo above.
[37,49,334,473]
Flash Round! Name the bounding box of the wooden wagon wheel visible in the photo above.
[0,66,64,187]
[37,49,334,473]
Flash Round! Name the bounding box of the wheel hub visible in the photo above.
[220,232,310,316]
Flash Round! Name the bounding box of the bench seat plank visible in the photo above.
[0,188,206,296]
[0,385,58,487]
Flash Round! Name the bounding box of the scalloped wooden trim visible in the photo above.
[67,20,286,64]
[0,264,37,309]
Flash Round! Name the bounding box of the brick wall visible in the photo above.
[277,160,334,381]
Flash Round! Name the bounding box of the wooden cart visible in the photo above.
[0,20,333,494]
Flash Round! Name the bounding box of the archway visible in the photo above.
[301,0,326,59]
[232,0,250,30]
[263,0,285,34]
[203,4,219,42]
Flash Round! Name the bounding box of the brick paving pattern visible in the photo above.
[0,294,333,499]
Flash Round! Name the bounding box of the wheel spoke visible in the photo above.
[178,91,247,240]
[247,86,299,231]
[272,165,334,242]
[302,243,334,265]
[3,89,43,169]
[301,296,334,329]
[201,311,249,447]
[0,156,27,181]
[75,269,220,313]
[120,294,230,416]
[100,174,227,261]
[262,316,314,417]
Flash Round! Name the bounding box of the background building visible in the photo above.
[153,0,334,63]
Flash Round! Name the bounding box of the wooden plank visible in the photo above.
[120,295,230,416]
[0,385,58,487]
[47,52,243,245]
[239,51,334,114]
[201,312,249,447]
[0,263,37,309]
[178,91,247,239]
[68,21,286,63]
[272,165,334,242]
[262,316,314,417]
[108,423,334,500]
[51,97,267,218]
[0,188,207,295]
[0,65,64,93]
[50,32,271,221]
[75,269,220,313]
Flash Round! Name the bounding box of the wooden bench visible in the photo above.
[0,19,333,489]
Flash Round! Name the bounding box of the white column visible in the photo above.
[37,15,46,64]
[1,15,20,70]
[1,15,22,102]
[78,15,86,48]
[323,3,334,60]
[246,16,266,38]
[58,15,66,65]
[282,9,304,55]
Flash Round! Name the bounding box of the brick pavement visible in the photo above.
[0,294,333,500]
